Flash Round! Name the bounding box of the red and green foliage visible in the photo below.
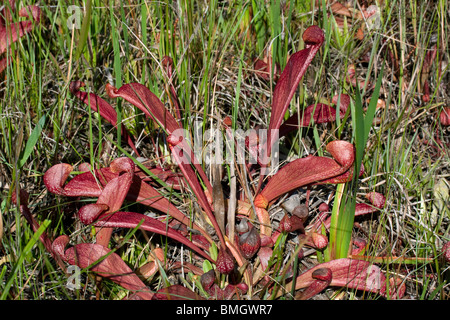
[11,23,450,301]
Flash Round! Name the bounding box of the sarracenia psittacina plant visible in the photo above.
[0,0,41,73]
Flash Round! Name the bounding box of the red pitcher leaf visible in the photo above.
[356,192,386,214]
[220,283,248,300]
[77,162,92,172]
[311,232,328,249]
[442,242,450,264]
[237,200,272,236]
[314,162,364,185]
[12,189,53,256]
[63,167,116,197]
[0,56,10,74]
[254,194,269,209]
[167,131,213,197]
[127,174,212,242]
[254,56,281,81]
[69,81,139,156]
[421,44,437,89]
[328,259,388,297]
[266,25,324,154]
[52,235,70,260]
[354,197,384,217]
[439,107,450,126]
[58,162,211,241]
[97,158,134,214]
[200,269,216,291]
[279,103,338,138]
[191,235,212,252]
[279,214,305,233]
[259,140,355,205]
[17,5,41,22]
[152,285,205,300]
[161,56,182,123]
[351,237,367,255]
[106,82,212,196]
[322,192,385,230]
[0,2,41,74]
[216,247,235,274]
[60,241,154,300]
[257,246,273,271]
[43,163,74,196]
[238,226,261,259]
[298,233,328,250]
[109,155,135,174]
[254,58,271,81]
[138,166,183,190]
[279,94,351,138]
[90,211,214,263]
[255,207,272,236]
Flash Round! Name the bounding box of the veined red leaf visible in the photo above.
[169,142,226,247]
[442,242,450,264]
[53,236,154,300]
[315,162,364,185]
[69,81,139,156]
[152,285,205,300]
[93,157,135,247]
[137,166,183,190]
[78,203,109,225]
[253,56,281,81]
[50,162,211,242]
[0,2,41,73]
[102,82,217,243]
[259,140,355,205]
[440,107,450,126]
[161,56,182,124]
[63,167,114,197]
[97,158,134,211]
[216,247,235,274]
[279,94,350,138]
